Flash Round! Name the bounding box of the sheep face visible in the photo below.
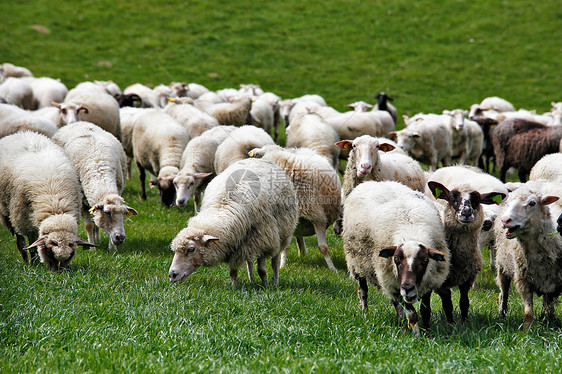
[90,201,137,249]
[500,187,558,239]
[443,109,467,131]
[428,181,506,225]
[26,230,95,270]
[173,172,211,207]
[390,129,421,155]
[168,232,220,283]
[336,136,395,177]
[53,101,88,126]
[151,176,176,207]
[379,242,445,303]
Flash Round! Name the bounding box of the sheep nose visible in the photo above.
[114,233,125,243]
[176,198,186,207]
[502,217,512,226]
[361,163,371,170]
[169,270,179,282]
[402,284,415,294]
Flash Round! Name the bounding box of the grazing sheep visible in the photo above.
[214,125,275,174]
[195,97,253,127]
[34,101,88,128]
[118,107,148,178]
[20,77,68,109]
[442,109,483,165]
[285,111,340,169]
[175,125,237,211]
[249,144,342,271]
[0,77,34,109]
[114,93,143,108]
[337,135,425,199]
[0,131,95,270]
[65,84,121,141]
[390,115,452,171]
[495,184,562,327]
[249,94,278,140]
[168,158,299,286]
[0,103,58,138]
[427,167,506,322]
[492,118,562,182]
[0,63,33,82]
[132,109,189,206]
[164,98,219,138]
[52,122,137,251]
[343,181,450,335]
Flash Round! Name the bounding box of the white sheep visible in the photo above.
[343,181,450,335]
[52,122,137,251]
[280,94,327,127]
[468,96,516,119]
[249,94,279,140]
[132,109,190,206]
[0,131,95,270]
[20,77,68,109]
[249,144,342,271]
[0,63,33,82]
[494,184,562,327]
[185,83,210,99]
[164,98,219,138]
[390,115,452,171]
[118,106,149,178]
[168,158,299,287]
[347,100,395,136]
[34,101,88,128]
[93,80,122,97]
[174,125,237,211]
[214,125,275,174]
[0,77,34,109]
[0,103,58,138]
[337,135,425,200]
[442,109,483,165]
[123,83,162,108]
[195,97,253,127]
[427,166,506,322]
[318,108,386,140]
[64,83,121,141]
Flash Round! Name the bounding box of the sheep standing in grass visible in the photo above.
[132,109,190,206]
[0,77,34,109]
[21,77,68,109]
[123,83,162,108]
[374,92,398,124]
[0,131,95,270]
[495,184,562,327]
[249,144,341,271]
[442,109,483,166]
[343,181,450,335]
[168,158,299,286]
[427,166,506,322]
[347,100,395,137]
[214,125,275,174]
[195,97,253,127]
[52,122,137,251]
[175,125,237,210]
[164,98,219,138]
[0,63,33,82]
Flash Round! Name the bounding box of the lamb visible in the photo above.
[0,77,34,109]
[442,109,483,165]
[0,63,33,82]
[249,144,342,271]
[492,118,562,182]
[427,166,506,322]
[64,83,122,141]
[52,122,137,251]
[168,158,299,287]
[20,77,68,109]
[174,125,237,211]
[342,181,450,335]
[195,97,253,127]
[389,115,452,171]
[0,131,95,270]
[494,184,562,327]
[0,103,58,138]
[132,109,190,206]
[214,125,275,174]
[285,111,340,169]
[164,98,219,138]
[336,135,425,199]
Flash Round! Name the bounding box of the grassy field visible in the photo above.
[1,0,562,372]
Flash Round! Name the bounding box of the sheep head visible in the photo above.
[173,172,212,207]
[337,136,395,177]
[168,229,220,283]
[89,195,137,249]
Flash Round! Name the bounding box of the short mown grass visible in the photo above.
[1,0,562,372]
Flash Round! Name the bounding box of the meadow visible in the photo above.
[1,0,561,372]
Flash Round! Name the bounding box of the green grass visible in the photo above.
[1,0,562,372]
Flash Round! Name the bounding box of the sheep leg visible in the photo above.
[279,248,289,269]
[126,157,132,179]
[314,223,336,271]
[497,273,511,318]
[27,234,39,263]
[16,234,28,263]
[296,236,307,256]
[357,276,369,311]
[543,294,558,322]
[81,206,96,245]
[517,168,527,183]
[459,281,472,321]
[420,291,432,330]
[520,287,534,329]
[257,257,268,286]
[246,260,255,282]
[392,299,405,324]
[404,302,420,337]
[499,164,509,183]
[229,267,239,287]
[490,245,497,272]
[137,162,147,200]
[271,254,280,287]
[194,192,201,213]
[437,287,454,323]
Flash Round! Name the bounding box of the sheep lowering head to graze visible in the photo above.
[169,158,299,287]
[114,93,143,108]
[342,181,450,335]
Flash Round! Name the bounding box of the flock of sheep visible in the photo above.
[2,62,562,335]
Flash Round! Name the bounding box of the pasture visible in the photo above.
[1,0,561,372]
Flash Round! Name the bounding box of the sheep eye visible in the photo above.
[187,246,195,253]
[62,109,67,114]
[529,200,536,207]
[51,241,58,247]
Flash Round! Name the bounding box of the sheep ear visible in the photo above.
[379,246,397,258]
[336,140,353,150]
[25,236,46,250]
[505,182,522,192]
[428,181,450,201]
[388,132,397,138]
[442,110,451,115]
[480,192,506,205]
[78,105,89,114]
[378,143,395,152]
[428,248,446,261]
[52,101,61,109]
[126,206,138,217]
[201,235,219,245]
[89,203,104,215]
[541,196,559,205]
[194,172,212,180]
[77,238,97,248]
